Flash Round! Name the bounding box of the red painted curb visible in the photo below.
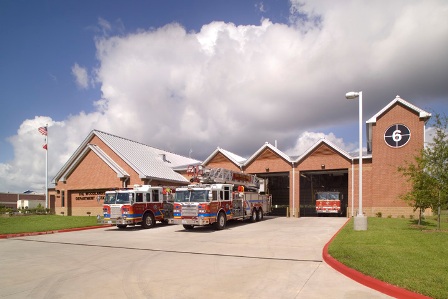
[0,225,111,239]
[322,219,432,299]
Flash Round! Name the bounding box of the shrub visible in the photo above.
[376,211,382,218]
[0,205,13,215]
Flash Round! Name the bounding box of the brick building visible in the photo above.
[51,130,201,216]
[51,96,431,217]
[0,192,45,210]
[201,95,431,217]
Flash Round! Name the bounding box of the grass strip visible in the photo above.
[328,216,448,299]
[0,215,100,234]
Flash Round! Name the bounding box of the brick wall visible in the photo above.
[52,100,429,217]
[206,153,241,171]
[54,135,186,216]
[244,149,291,173]
[370,104,425,212]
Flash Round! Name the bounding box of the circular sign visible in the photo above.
[384,124,411,148]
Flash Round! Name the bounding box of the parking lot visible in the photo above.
[0,217,390,298]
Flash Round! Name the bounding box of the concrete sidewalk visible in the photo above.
[0,217,391,298]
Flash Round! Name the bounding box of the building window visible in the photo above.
[61,191,65,207]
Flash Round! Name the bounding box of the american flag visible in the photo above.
[38,126,47,136]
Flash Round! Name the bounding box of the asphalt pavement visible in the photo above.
[0,216,392,299]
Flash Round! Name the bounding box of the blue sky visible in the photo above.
[1,0,447,192]
[0,0,288,161]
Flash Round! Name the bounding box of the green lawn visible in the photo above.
[328,216,448,299]
[0,215,101,234]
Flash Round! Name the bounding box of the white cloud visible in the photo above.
[97,17,112,36]
[284,131,358,157]
[256,2,266,13]
[1,0,447,192]
[71,63,89,89]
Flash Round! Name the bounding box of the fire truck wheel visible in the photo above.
[183,225,194,230]
[142,213,155,229]
[250,209,257,222]
[256,209,263,221]
[117,224,127,229]
[214,212,226,230]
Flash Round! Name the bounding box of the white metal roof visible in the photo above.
[53,130,201,184]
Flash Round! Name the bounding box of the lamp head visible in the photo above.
[346,91,360,99]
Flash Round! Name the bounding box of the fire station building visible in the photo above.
[51,130,201,216]
[52,96,431,218]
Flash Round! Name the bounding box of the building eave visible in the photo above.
[367,95,432,124]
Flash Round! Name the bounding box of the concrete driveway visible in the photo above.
[0,217,390,299]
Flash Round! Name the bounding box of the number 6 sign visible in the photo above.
[384,124,411,148]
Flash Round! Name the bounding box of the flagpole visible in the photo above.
[45,124,48,209]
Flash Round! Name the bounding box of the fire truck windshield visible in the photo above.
[316,192,340,200]
[175,190,210,203]
[104,193,116,204]
[116,192,132,204]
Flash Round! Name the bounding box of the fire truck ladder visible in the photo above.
[201,168,260,188]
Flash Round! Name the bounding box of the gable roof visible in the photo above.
[366,95,431,153]
[294,139,355,164]
[245,142,292,165]
[367,95,431,124]
[202,147,247,167]
[56,144,131,182]
[53,130,201,184]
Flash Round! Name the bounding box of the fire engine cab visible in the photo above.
[102,185,174,229]
[315,191,343,216]
[168,167,272,230]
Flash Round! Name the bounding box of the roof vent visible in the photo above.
[159,153,170,163]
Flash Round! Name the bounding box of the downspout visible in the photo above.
[424,121,427,145]
[123,176,129,188]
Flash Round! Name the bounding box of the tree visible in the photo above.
[399,152,437,225]
[423,113,448,229]
[399,113,448,227]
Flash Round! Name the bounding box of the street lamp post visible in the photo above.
[346,91,367,230]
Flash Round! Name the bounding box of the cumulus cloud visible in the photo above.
[1,0,447,192]
[284,131,358,157]
[71,63,89,89]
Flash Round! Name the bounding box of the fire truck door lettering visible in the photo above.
[210,202,219,216]
[134,205,142,215]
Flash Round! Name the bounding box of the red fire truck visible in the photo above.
[102,185,175,229]
[315,191,342,216]
[168,167,272,230]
